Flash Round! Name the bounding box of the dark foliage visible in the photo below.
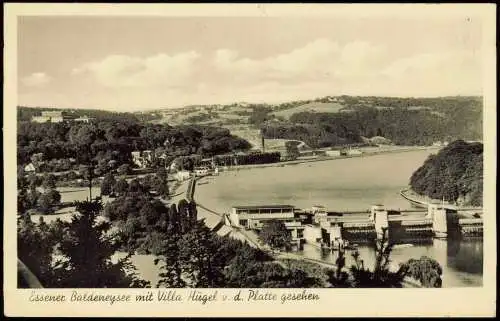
[410,140,483,206]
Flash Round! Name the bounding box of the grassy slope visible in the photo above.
[272,102,346,119]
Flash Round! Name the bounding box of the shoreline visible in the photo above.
[217,145,441,172]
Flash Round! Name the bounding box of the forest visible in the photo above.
[261,96,482,148]
[409,140,483,206]
[17,117,251,173]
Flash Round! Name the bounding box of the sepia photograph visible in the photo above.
[4,3,496,317]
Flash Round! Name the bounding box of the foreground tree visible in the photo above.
[348,228,407,288]
[178,220,224,287]
[53,200,149,287]
[400,256,443,287]
[258,220,292,251]
[17,216,60,287]
[155,219,185,288]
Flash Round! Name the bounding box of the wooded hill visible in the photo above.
[409,140,483,206]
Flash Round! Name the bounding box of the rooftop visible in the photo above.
[232,205,295,210]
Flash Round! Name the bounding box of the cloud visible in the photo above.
[58,39,482,109]
[21,72,51,87]
[380,50,482,96]
[72,51,201,88]
[212,39,387,84]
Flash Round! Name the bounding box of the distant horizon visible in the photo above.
[17,94,484,113]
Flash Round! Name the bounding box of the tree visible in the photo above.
[285,141,300,160]
[400,256,443,287]
[100,172,116,196]
[37,189,61,214]
[17,216,60,287]
[258,220,292,251]
[177,199,191,233]
[156,215,185,288]
[326,249,351,287]
[53,200,149,288]
[42,174,57,190]
[27,186,41,209]
[168,203,180,234]
[348,228,407,288]
[117,163,131,176]
[153,167,169,199]
[113,178,129,196]
[178,220,224,287]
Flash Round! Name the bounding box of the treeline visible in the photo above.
[17,118,251,174]
[262,100,481,147]
[409,140,483,206]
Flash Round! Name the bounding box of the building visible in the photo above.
[194,167,210,177]
[24,163,36,173]
[347,149,362,156]
[175,170,191,182]
[74,116,94,123]
[131,150,154,169]
[229,205,305,246]
[325,150,341,157]
[31,111,75,123]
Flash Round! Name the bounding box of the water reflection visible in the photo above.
[447,238,483,274]
[300,237,483,287]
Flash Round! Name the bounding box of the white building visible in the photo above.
[31,111,74,123]
[229,205,305,245]
[326,150,341,157]
[194,167,210,177]
[74,116,94,123]
[175,170,191,182]
[24,163,36,173]
[347,149,362,156]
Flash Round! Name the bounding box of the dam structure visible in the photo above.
[218,199,483,251]
[305,203,483,248]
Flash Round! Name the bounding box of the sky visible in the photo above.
[17,14,484,111]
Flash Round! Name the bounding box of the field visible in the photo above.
[227,126,308,151]
[272,102,346,119]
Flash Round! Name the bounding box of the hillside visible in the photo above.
[272,102,346,119]
[409,140,483,206]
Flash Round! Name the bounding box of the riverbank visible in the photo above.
[217,145,440,172]
[400,188,483,211]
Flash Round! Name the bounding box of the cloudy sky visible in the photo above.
[18,13,484,111]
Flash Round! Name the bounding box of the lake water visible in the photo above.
[195,149,483,287]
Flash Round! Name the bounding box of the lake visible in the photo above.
[195,149,483,287]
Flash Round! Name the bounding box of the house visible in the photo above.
[131,150,154,169]
[194,167,210,177]
[24,163,36,173]
[175,170,191,182]
[31,153,44,163]
[74,115,94,123]
[31,111,74,123]
[326,150,341,157]
[347,149,362,156]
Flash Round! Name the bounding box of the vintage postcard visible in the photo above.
[3,3,496,317]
